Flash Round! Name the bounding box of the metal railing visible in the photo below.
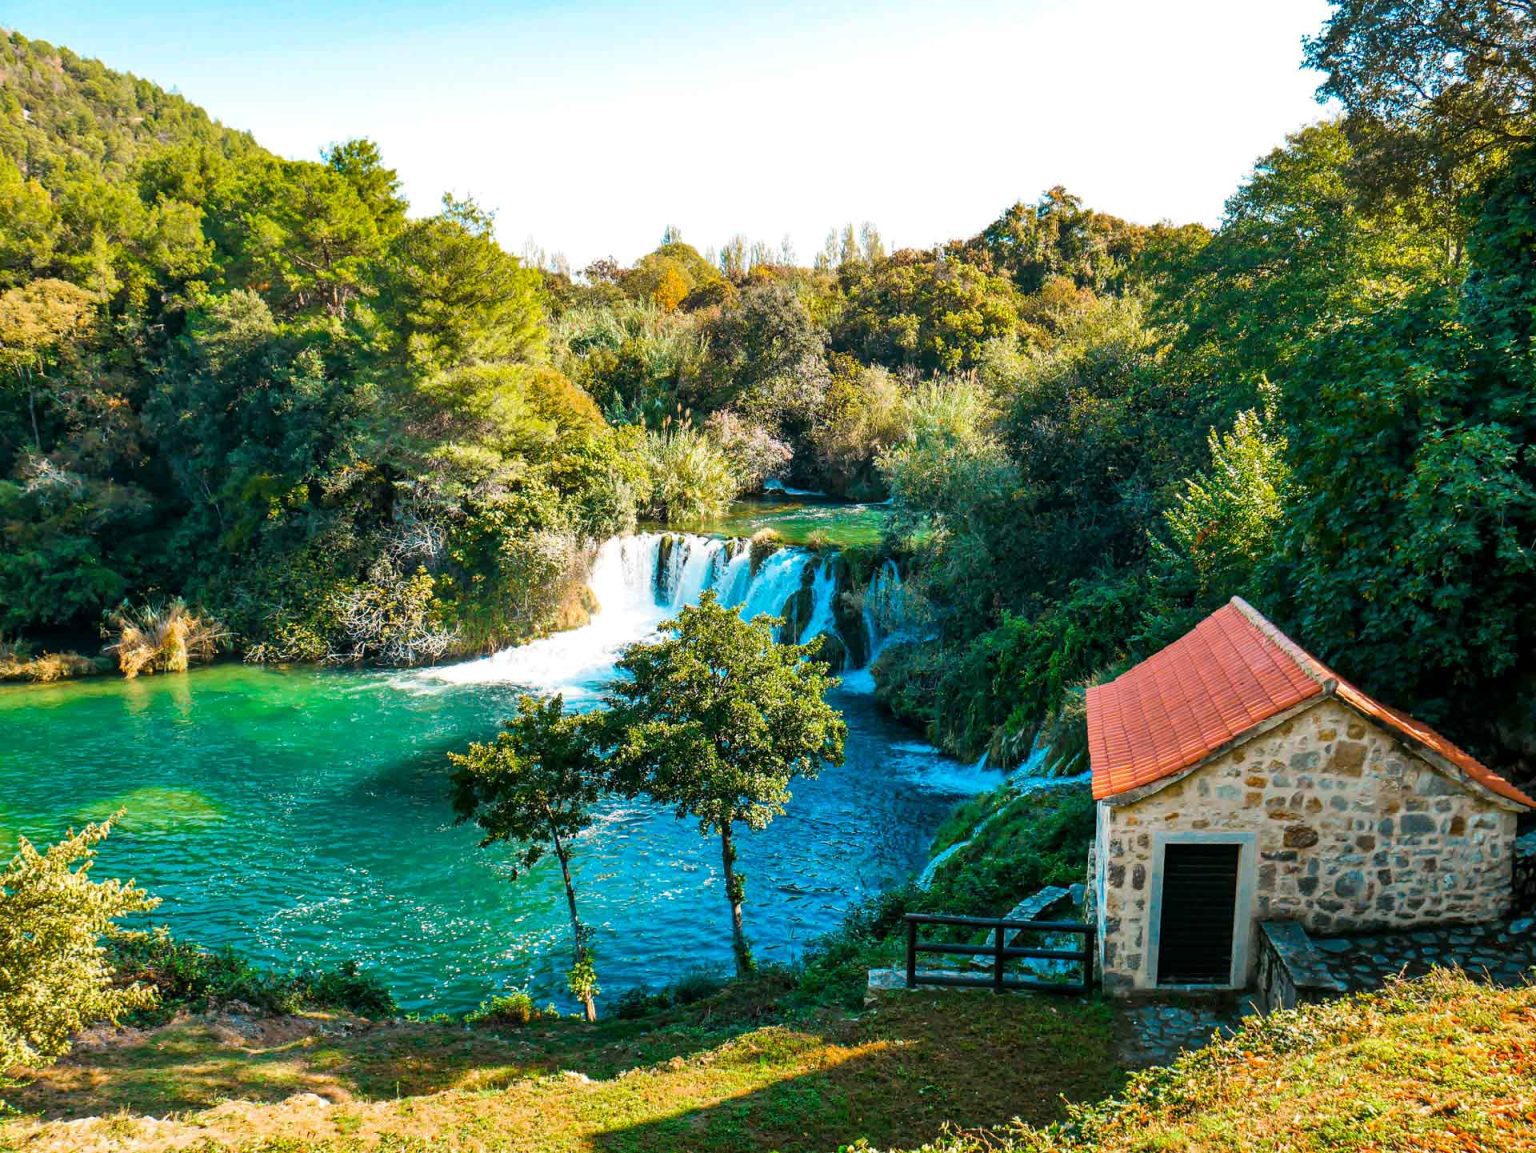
[903,912,1095,994]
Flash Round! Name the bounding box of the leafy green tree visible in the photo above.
[601,594,846,975]
[958,186,1149,295]
[1158,122,1452,406]
[0,278,97,450]
[691,282,829,429]
[806,358,909,499]
[449,694,603,1021]
[833,250,1020,373]
[381,197,546,374]
[1,817,158,1078]
[1144,398,1290,647]
[1276,147,1536,746]
[212,157,386,321]
[1306,0,1533,229]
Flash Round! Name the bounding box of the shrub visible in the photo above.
[106,929,396,1020]
[0,637,100,682]
[703,409,792,490]
[1,819,158,1077]
[639,421,743,522]
[613,986,670,1019]
[104,599,227,678]
[671,969,728,1006]
[465,989,539,1027]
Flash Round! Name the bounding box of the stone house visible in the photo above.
[1086,597,1535,995]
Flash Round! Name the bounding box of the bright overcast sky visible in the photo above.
[4,0,1335,268]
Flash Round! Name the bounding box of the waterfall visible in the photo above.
[739,548,811,622]
[425,533,845,698]
[799,559,839,644]
[861,559,908,664]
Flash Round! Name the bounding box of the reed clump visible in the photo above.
[0,637,100,683]
[104,600,228,679]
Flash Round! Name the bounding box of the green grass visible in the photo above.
[0,981,1121,1153]
[856,970,1536,1153]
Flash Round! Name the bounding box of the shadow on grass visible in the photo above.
[588,994,1123,1153]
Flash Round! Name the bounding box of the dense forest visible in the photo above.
[3,1,1535,778]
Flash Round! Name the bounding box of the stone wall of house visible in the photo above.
[1098,698,1520,993]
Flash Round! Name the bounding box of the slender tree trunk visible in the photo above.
[25,368,41,452]
[719,824,753,976]
[550,827,596,1022]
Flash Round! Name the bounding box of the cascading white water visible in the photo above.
[425,533,845,698]
[738,549,811,623]
[840,559,910,693]
[799,558,840,645]
[862,559,907,661]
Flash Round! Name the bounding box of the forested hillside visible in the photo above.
[4,1,1536,778]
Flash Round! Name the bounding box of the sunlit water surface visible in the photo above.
[0,537,993,1012]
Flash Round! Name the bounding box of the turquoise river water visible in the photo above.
[0,532,992,1013]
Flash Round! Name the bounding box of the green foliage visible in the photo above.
[1142,398,1291,649]
[0,39,618,665]
[955,186,1151,296]
[807,359,910,498]
[463,988,542,1027]
[638,421,743,523]
[106,929,396,1021]
[599,593,846,974]
[450,693,604,1020]
[1306,0,1531,237]
[0,818,158,1076]
[833,250,1021,373]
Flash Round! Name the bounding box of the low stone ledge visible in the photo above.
[1515,830,1536,915]
[1255,921,1347,1013]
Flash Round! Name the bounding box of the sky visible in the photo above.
[2,0,1336,268]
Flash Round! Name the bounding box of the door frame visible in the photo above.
[1146,831,1258,990]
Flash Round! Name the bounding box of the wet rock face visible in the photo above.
[831,558,869,668]
[780,585,815,643]
[814,633,849,672]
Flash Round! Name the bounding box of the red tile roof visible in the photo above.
[1086,598,1535,809]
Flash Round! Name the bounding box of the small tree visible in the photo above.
[602,592,846,976]
[449,694,602,1022]
[1,817,158,1079]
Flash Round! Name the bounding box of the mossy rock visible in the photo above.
[654,534,679,600]
[779,586,814,642]
[811,632,849,672]
[555,583,600,631]
[749,530,783,575]
[829,557,869,668]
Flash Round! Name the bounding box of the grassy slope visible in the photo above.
[872,971,1536,1153]
[0,986,1120,1153]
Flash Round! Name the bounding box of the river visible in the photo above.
[0,533,995,1012]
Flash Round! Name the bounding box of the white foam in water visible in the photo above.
[799,558,839,644]
[426,535,676,699]
[422,533,840,700]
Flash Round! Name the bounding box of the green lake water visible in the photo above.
[0,533,993,1012]
[674,494,889,547]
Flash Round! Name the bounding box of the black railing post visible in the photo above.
[905,917,918,989]
[1083,924,1096,993]
[993,924,1005,994]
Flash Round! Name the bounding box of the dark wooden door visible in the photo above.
[1156,842,1240,985]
